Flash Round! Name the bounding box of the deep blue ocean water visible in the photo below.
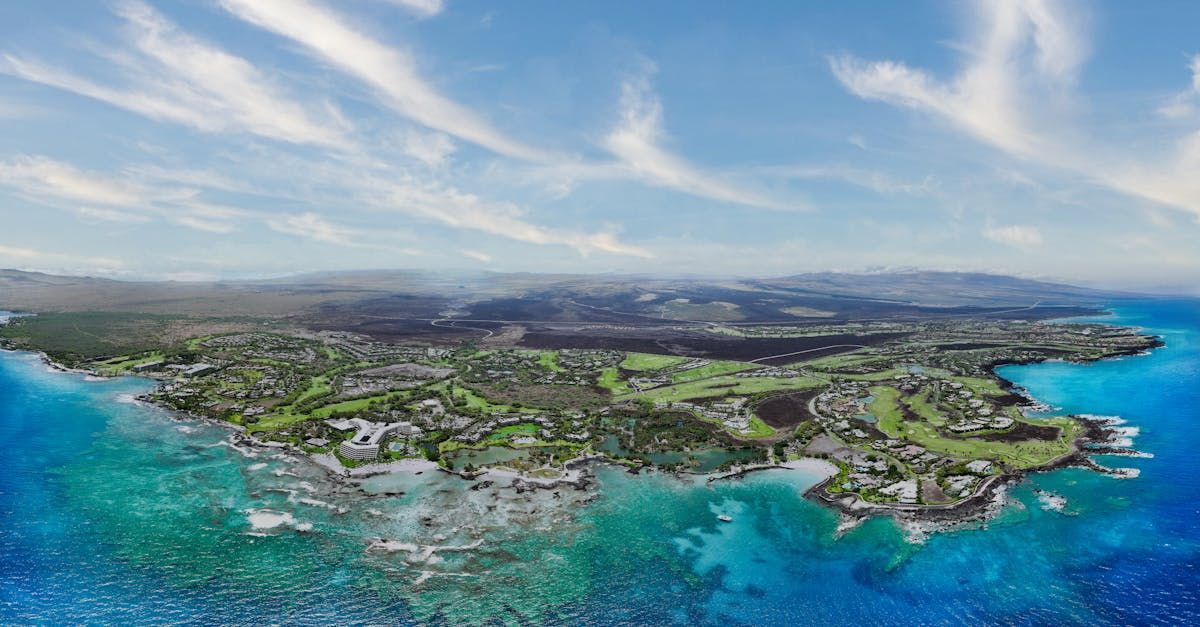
[1,299,1197,625]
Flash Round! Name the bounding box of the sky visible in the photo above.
[0,0,1197,292]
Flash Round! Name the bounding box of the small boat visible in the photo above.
[717,514,733,522]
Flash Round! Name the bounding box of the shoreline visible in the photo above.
[0,308,1163,533]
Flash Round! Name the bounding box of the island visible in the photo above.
[1,309,1159,529]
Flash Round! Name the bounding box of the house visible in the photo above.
[183,363,217,377]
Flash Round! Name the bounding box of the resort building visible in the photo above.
[328,418,424,460]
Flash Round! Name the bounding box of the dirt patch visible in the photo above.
[973,421,1061,442]
[473,382,609,410]
[520,330,907,363]
[754,389,821,428]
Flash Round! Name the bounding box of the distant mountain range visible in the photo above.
[0,268,1135,323]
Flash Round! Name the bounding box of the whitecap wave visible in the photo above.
[1079,414,1125,425]
[244,508,313,532]
[246,509,296,530]
[1037,491,1067,512]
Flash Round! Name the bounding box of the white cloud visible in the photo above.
[601,68,792,210]
[382,182,653,258]
[0,1,349,148]
[461,249,491,262]
[77,206,151,224]
[0,155,142,205]
[174,215,236,234]
[983,223,1043,247]
[758,164,938,196]
[381,0,444,18]
[0,155,247,234]
[402,130,456,167]
[219,0,546,161]
[1156,54,1200,119]
[267,212,359,246]
[830,0,1200,219]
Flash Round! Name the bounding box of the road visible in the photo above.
[747,344,868,364]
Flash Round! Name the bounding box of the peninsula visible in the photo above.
[0,269,1160,527]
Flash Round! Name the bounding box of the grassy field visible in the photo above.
[488,423,539,442]
[868,385,1076,469]
[619,350,686,369]
[92,351,166,375]
[669,360,757,383]
[619,352,689,372]
[739,416,777,439]
[623,373,823,404]
[597,367,631,395]
[252,390,410,431]
[532,350,564,372]
[449,385,514,413]
[293,376,332,405]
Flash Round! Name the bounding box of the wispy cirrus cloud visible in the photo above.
[219,0,547,161]
[380,0,445,18]
[755,164,940,197]
[601,68,793,210]
[0,1,350,148]
[829,0,1200,219]
[983,223,1043,247]
[267,211,388,248]
[0,154,245,234]
[380,181,653,258]
[0,155,143,205]
[76,206,152,224]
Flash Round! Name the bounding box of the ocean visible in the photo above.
[1,299,1197,625]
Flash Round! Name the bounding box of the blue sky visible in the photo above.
[0,0,1197,291]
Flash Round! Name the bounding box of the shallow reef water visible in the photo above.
[1,299,1197,624]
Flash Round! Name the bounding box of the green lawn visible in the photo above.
[293,376,331,404]
[669,360,757,383]
[619,352,689,372]
[597,367,631,395]
[488,423,540,441]
[624,374,822,403]
[536,350,565,372]
[868,384,1077,469]
[738,416,777,439]
[92,351,165,375]
[449,385,514,413]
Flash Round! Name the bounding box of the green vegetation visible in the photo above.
[597,367,631,395]
[53,314,1153,512]
[92,351,166,375]
[619,352,689,372]
[868,385,1075,469]
[669,360,757,383]
[0,312,182,362]
[625,374,822,404]
[535,350,564,372]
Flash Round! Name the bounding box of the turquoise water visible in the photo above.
[2,299,1198,624]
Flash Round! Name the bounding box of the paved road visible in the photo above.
[748,344,868,364]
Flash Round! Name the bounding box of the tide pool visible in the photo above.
[1,299,1197,624]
